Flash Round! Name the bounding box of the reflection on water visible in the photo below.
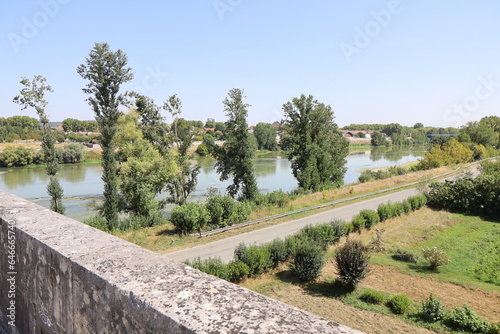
[0,147,425,220]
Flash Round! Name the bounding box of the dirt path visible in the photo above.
[362,264,500,322]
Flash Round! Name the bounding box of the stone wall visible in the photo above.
[0,190,362,333]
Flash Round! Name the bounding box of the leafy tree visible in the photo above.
[163,95,200,205]
[13,75,65,214]
[253,122,278,151]
[214,88,259,201]
[460,117,500,148]
[413,122,424,129]
[205,119,216,128]
[281,94,348,192]
[115,111,178,228]
[382,123,404,136]
[77,42,133,229]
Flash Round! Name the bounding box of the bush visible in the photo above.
[421,294,446,323]
[422,247,450,271]
[330,219,349,237]
[292,242,325,282]
[359,289,385,304]
[205,191,235,226]
[59,143,85,163]
[377,203,394,222]
[0,145,35,167]
[335,240,370,289]
[268,239,288,267]
[391,248,420,263]
[226,261,250,282]
[359,209,379,229]
[408,195,427,210]
[195,143,209,156]
[446,304,490,333]
[402,200,412,215]
[228,201,252,224]
[387,294,412,315]
[298,223,339,250]
[234,243,273,276]
[351,214,366,233]
[83,215,108,231]
[170,202,209,235]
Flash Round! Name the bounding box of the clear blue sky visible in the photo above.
[1,0,499,127]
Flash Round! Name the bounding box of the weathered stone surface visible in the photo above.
[0,190,363,333]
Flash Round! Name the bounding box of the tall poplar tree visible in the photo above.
[214,88,258,201]
[13,75,65,214]
[77,43,133,229]
[281,94,349,192]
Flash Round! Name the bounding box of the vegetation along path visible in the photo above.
[166,188,420,262]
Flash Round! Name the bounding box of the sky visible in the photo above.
[1,1,499,128]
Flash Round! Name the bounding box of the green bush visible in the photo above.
[228,201,252,224]
[170,202,209,235]
[83,215,108,231]
[330,219,349,237]
[298,223,339,250]
[402,200,412,215]
[266,190,289,207]
[391,248,420,263]
[226,261,250,282]
[268,239,288,267]
[351,214,366,233]
[359,289,385,304]
[184,257,229,281]
[59,143,86,163]
[377,203,394,222]
[422,247,450,271]
[445,304,490,333]
[195,143,209,156]
[387,294,412,314]
[234,243,273,277]
[335,240,370,289]
[359,209,379,229]
[292,242,325,282]
[0,145,35,167]
[421,293,446,323]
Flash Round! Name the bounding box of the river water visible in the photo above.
[0,147,426,220]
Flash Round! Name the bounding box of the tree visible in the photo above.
[214,88,258,201]
[163,95,200,205]
[13,75,65,214]
[115,111,178,228]
[413,122,424,129]
[253,122,278,151]
[77,42,133,229]
[382,123,404,137]
[281,94,348,192]
[371,131,387,146]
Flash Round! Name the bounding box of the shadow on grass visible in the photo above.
[304,279,355,298]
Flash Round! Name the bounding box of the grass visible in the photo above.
[238,208,499,333]
[349,144,372,150]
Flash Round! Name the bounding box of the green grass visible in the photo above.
[349,144,372,150]
[371,215,500,291]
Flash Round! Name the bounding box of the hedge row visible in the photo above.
[187,195,428,283]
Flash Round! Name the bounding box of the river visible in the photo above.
[0,146,426,221]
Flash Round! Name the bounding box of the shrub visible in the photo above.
[292,242,325,282]
[234,243,273,276]
[226,261,250,282]
[377,203,395,222]
[359,289,385,304]
[268,239,288,266]
[392,248,420,263]
[421,294,446,323]
[408,195,427,210]
[83,215,108,231]
[184,257,229,281]
[387,294,412,314]
[351,214,366,233]
[0,145,35,167]
[298,223,339,250]
[228,201,252,224]
[205,191,235,226]
[330,219,349,237]
[266,190,289,207]
[195,143,209,156]
[446,304,490,333]
[170,202,209,235]
[59,143,86,163]
[402,200,412,214]
[359,209,379,229]
[335,240,370,289]
[422,247,450,271]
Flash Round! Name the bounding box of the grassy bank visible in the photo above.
[239,208,500,333]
